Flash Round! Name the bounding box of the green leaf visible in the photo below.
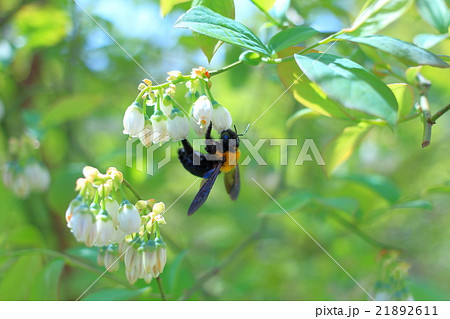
[262,191,316,215]
[166,250,188,293]
[287,108,321,128]
[82,287,149,301]
[269,26,318,53]
[324,123,372,175]
[278,49,353,120]
[388,83,414,120]
[29,259,65,300]
[340,174,400,204]
[251,0,276,12]
[175,6,271,56]
[295,53,398,126]
[160,0,191,16]
[416,0,450,34]
[191,0,235,62]
[413,33,449,49]
[426,182,450,194]
[342,35,449,68]
[392,199,432,210]
[316,197,360,215]
[41,94,102,127]
[348,0,414,36]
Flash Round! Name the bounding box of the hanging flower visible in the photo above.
[192,95,212,129]
[117,200,141,235]
[167,108,190,141]
[123,102,145,137]
[211,101,233,132]
[95,210,115,246]
[138,119,153,148]
[70,204,97,247]
[161,94,173,117]
[150,110,170,144]
[104,244,120,272]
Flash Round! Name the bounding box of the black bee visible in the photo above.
[178,122,247,216]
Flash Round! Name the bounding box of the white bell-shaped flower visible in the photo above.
[12,173,30,198]
[123,102,145,137]
[105,197,120,226]
[155,237,167,274]
[160,94,173,117]
[192,95,212,128]
[150,110,170,144]
[24,162,51,192]
[95,210,115,246]
[142,240,157,273]
[167,108,190,141]
[211,101,233,132]
[104,245,120,272]
[138,119,153,148]
[71,204,97,246]
[117,200,141,235]
[65,196,82,228]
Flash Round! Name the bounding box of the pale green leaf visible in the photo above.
[413,33,449,49]
[160,0,190,17]
[388,83,414,120]
[348,0,414,36]
[295,53,398,125]
[324,123,372,175]
[269,26,318,53]
[342,35,449,68]
[416,0,450,34]
[175,6,271,56]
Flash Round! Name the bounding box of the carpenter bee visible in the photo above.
[178,122,248,215]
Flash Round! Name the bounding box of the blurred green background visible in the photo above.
[0,0,449,301]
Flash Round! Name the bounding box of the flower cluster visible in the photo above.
[2,135,50,198]
[373,250,414,301]
[122,66,233,148]
[65,166,168,284]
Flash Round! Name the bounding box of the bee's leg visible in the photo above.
[181,139,194,154]
[204,122,217,155]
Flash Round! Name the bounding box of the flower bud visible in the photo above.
[211,102,232,132]
[152,202,165,214]
[82,166,99,182]
[166,70,182,82]
[192,95,212,128]
[150,110,170,144]
[167,108,190,141]
[118,200,141,235]
[126,269,138,285]
[123,102,145,137]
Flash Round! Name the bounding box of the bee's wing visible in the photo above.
[188,164,222,216]
[224,164,240,201]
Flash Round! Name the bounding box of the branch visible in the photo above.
[249,0,284,29]
[156,276,167,301]
[178,218,266,300]
[418,74,432,148]
[430,103,450,123]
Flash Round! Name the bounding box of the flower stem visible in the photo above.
[209,60,243,76]
[156,276,167,301]
[122,178,142,201]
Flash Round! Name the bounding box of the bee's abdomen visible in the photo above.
[178,147,218,178]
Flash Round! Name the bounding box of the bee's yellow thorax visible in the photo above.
[218,150,241,173]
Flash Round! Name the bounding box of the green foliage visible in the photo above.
[294,53,398,126]
[175,6,271,56]
[0,0,449,302]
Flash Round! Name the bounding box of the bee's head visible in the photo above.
[221,129,239,148]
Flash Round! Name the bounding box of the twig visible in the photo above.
[156,276,167,301]
[418,74,432,148]
[430,103,450,123]
[178,218,266,300]
[208,60,243,76]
